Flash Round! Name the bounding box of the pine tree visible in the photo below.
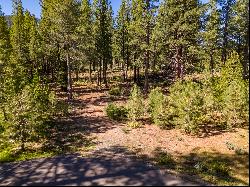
[155,0,202,79]
[0,5,11,121]
[129,0,158,92]
[229,0,249,78]
[203,0,221,74]
[40,0,80,100]
[77,0,95,82]
[10,0,28,92]
[0,6,11,67]
[29,15,41,77]
[93,0,113,86]
[115,0,131,82]
[218,0,236,64]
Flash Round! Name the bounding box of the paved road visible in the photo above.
[0,147,209,186]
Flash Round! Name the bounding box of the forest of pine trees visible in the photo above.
[0,0,249,152]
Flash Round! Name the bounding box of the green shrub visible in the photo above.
[108,86,121,96]
[126,84,144,121]
[106,103,128,121]
[165,80,207,133]
[127,121,142,129]
[197,160,230,177]
[218,52,249,128]
[0,146,15,163]
[148,87,166,126]
[2,77,59,150]
[234,148,247,155]
[154,150,176,168]
[158,52,249,133]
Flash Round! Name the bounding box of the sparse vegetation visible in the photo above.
[106,103,128,121]
[108,86,122,96]
[126,84,144,122]
[127,121,142,129]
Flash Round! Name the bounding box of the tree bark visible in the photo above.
[175,47,183,79]
[210,51,214,75]
[137,67,140,83]
[144,0,150,93]
[243,16,249,79]
[103,58,108,87]
[67,51,73,101]
[89,62,92,82]
[134,65,137,83]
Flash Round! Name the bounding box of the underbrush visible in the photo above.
[105,103,128,121]
[151,149,249,186]
[146,52,249,134]
[108,86,122,96]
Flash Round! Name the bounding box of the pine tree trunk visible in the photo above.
[122,61,126,82]
[137,67,140,83]
[103,58,108,87]
[144,54,149,92]
[176,47,183,79]
[243,20,249,79]
[210,51,214,75]
[126,45,129,81]
[134,66,137,83]
[76,69,79,82]
[89,62,92,82]
[144,0,150,93]
[67,51,73,101]
[98,58,102,86]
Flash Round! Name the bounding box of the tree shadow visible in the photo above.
[150,147,249,186]
[0,146,208,186]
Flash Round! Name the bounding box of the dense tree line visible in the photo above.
[0,0,249,148]
[1,0,248,94]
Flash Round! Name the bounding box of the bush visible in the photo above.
[196,160,230,177]
[1,77,59,150]
[126,84,144,121]
[108,86,121,96]
[219,52,249,128]
[153,149,176,168]
[106,103,128,121]
[164,80,207,133]
[156,52,249,133]
[148,87,166,126]
[127,121,142,129]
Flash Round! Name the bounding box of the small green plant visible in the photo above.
[166,80,206,133]
[127,121,142,129]
[105,103,128,121]
[154,150,176,168]
[108,87,122,96]
[148,87,166,126]
[121,127,130,134]
[235,148,247,155]
[126,84,144,121]
[197,160,230,177]
[225,141,236,150]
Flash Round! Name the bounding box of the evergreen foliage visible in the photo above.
[126,84,144,121]
[148,87,166,126]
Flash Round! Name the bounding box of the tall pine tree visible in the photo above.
[154,0,202,79]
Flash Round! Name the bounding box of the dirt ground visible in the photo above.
[55,80,249,185]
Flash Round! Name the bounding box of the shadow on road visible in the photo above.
[0,146,207,186]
